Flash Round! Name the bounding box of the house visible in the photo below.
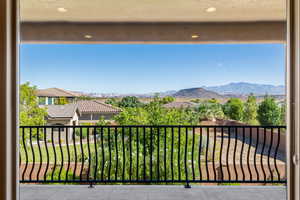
[44,100,121,125]
[36,87,82,105]
[77,100,122,123]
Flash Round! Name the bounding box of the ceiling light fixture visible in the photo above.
[191,34,199,39]
[84,35,93,39]
[206,7,216,13]
[57,7,68,12]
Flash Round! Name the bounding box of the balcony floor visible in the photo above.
[20,185,286,200]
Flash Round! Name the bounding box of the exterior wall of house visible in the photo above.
[38,96,76,105]
[79,112,117,124]
[46,112,79,142]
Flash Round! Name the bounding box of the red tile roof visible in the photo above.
[76,100,121,114]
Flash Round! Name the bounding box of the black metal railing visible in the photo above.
[19,125,286,185]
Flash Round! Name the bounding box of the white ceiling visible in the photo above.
[21,0,286,22]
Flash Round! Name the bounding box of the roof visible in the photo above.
[46,104,78,118]
[36,88,82,97]
[163,102,197,109]
[76,100,122,114]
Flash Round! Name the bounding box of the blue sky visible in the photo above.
[20,44,285,94]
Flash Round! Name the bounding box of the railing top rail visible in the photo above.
[19,125,287,128]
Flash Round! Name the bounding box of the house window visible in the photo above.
[38,97,46,105]
[47,97,53,105]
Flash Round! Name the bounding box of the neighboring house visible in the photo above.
[77,100,122,123]
[163,101,197,109]
[44,100,121,125]
[36,87,82,105]
[45,103,79,141]
[46,103,79,126]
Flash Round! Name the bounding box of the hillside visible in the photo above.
[173,88,223,98]
[204,82,285,95]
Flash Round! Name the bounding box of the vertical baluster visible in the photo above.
[247,127,252,181]
[79,127,84,181]
[87,127,92,182]
[29,127,35,181]
[267,128,274,181]
[157,127,160,182]
[58,127,64,181]
[72,127,77,181]
[114,127,118,181]
[261,128,267,181]
[129,127,132,181]
[66,127,71,182]
[101,127,105,181]
[233,127,238,181]
[226,127,231,181]
[212,127,217,181]
[205,127,209,181]
[164,127,167,182]
[171,127,174,182]
[274,128,281,181]
[136,127,140,181]
[184,127,189,185]
[122,127,125,181]
[22,128,28,181]
[143,127,146,181]
[51,127,56,181]
[108,127,112,181]
[198,127,202,181]
[191,127,195,181]
[178,127,181,181]
[44,127,49,181]
[150,127,153,181]
[254,127,259,181]
[240,127,245,181]
[219,127,224,181]
[94,127,98,181]
[37,128,42,181]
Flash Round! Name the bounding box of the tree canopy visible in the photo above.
[223,98,244,121]
[257,96,281,125]
[20,82,47,126]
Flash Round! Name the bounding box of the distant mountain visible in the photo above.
[173,88,223,98]
[203,82,285,95]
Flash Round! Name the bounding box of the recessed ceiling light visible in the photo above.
[191,34,199,39]
[206,7,216,13]
[84,35,93,39]
[57,7,68,12]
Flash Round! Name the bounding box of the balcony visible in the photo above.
[19,125,286,200]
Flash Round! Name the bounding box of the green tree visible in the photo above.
[243,94,258,125]
[198,100,224,121]
[20,82,47,126]
[105,98,119,107]
[118,96,142,108]
[223,98,244,121]
[159,96,175,104]
[257,96,281,125]
[280,102,286,125]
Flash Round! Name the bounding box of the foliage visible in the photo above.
[77,96,95,101]
[20,82,47,126]
[198,100,224,121]
[280,101,286,125]
[158,96,175,104]
[257,96,281,125]
[118,96,143,108]
[223,98,244,121]
[243,94,258,125]
[54,97,68,105]
[105,98,119,107]
[75,123,92,139]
